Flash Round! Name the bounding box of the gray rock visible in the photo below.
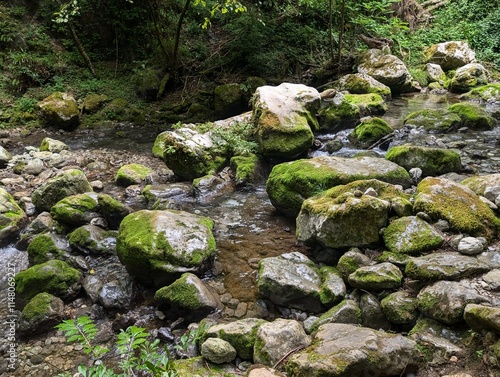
[287,323,418,376]
[464,303,500,332]
[68,225,116,255]
[337,249,372,280]
[449,63,489,93]
[457,236,486,255]
[320,268,346,307]
[405,252,490,281]
[254,318,311,367]
[348,262,403,291]
[40,137,68,153]
[425,63,446,85]
[0,145,12,167]
[98,276,135,310]
[483,269,500,291]
[410,332,464,366]
[360,292,391,330]
[19,293,65,336]
[417,280,487,325]
[332,73,391,97]
[424,41,476,71]
[310,299,361,333]
[200,338,237,364]
[0,187,27,245]
[380,291,418,325]
[257,252,323,312]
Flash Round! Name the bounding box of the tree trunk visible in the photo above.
[337,0,346,74]
[172,0,192,81]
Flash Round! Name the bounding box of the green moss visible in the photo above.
[115,163,154,186]
[50,193,98,227]
[349,117,392,147]
[21,292,56,321]
[403,109,461,132]
[344,93,388,114]
[27,233,66,264]
[461,84,500,102]
[154,273,201,309]
[448,102,495,130]
[230,154,259,184]
[317,99,360,132]
[416,290,441,313]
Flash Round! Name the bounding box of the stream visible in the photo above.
[2,92,500,376]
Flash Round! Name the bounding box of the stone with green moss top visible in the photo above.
[27,233,69,265]
[286,323,418,377]
[383,216,444,255]
[213,83,245,118]
[344,93,388,116]
[424,41,476,71]
[403,109,461,133]
[97,193,132,229]
[68,224,117,255]
[39,137,68,153]
[376,251,412,266]
[116,209,216,287]
[317,91,360,132]
[82,94,108,113]
[464,303,500,333]
[230,154,259,185]
[50,192,99,229]
[266,156,411,218]
[309,299,361,334]
[414,177,500,240]
[348,117,392,148]
[154,272,221,321]
[37,92,79,130]
[331,73,391,97]
[19,292,64,336]
[115,163,154,186]
[336,249,371,281]
[449,63,489,93]
[461,83,500,103]
[348,262,403,291]
[173,356,240,377]
[0,187,27,245]
[31,169,93,212]
[380,291,418,325]
[202,318,267,360]
[15,259,82,308]
[319,266,346,307]
[448,102,495,130]
[386,144,461,177]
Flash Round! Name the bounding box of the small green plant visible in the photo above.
[173,322,208,355]
[210,121,258,156]
[55,316,178,377]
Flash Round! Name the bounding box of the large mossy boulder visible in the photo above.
[448,102,495,130]
[257,252,323,313]
[383,216,444,255]
[414,177,500,240]
[252,83,320,159]
[449,63,489,93]
[331,73,391,97]
[424,41,476,71]
[116,209,216,287]
[50,192,100,229]
[357,49,418,94]
[385,144,462,177]
[0,187,27,245]
[286,323,418,377]
[37,92,79,130]
[31,169,93,212]
[317,91,361,132]
[461,173,500,198]
[348,117,392,148]
[403,109,462,133]
[15,259,82,309]
[266,156,411,218]
[461,83,500,103]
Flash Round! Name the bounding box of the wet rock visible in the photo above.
[257,252,323,313]
[417,280,487,325]
[15,259,82,309]
[19,293,64,337]
[252,83,320,159]
[31,169,93,212]
[96,194,132,229]
[154,273,222,322]
[448,102,495,130]
[414,177,500,240]
[200,337,237,364]
[405,252,490,281]
[287,323,418,376]
[348,117,392,148]
[310,299,362,333]
[319,267,346,307]
[266,156,411,217]
[317,91,361,132]
[37,92,79,130]
[40,137,68,153]
[463,303,500,332]
[98,276,136,310]
[457,236,486,255]
[50,192,100,229]
[403,109,462,133]
[254,318,311,367]
[27,232,70,264]
[0,187,27,245]
[337,249,372,281]
[359,292,391,330]
[383,216,444,254]
[68,225,116,255]
[202,318,267,360]
[348,262,403,291]
[116,209,216,287]
[380,291,418,325]
[424,41,476,71]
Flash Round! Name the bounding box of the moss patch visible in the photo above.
[448,102,495,130]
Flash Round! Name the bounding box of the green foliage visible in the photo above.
[210,121,259,156]
[56,316,178,377]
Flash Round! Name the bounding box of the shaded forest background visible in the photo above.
[0,0,499,128]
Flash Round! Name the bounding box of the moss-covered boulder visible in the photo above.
[257,252,323,313]
[0,187,27,245]
[348,117,392,148]
[213,83,245,118]
[97,193,132,229]
[425,63,447,85]
[403,109,462,133]
[27,233,70,265]
[449,63,489,93]
[424,41,476,71]
[202,318,267,360]
[50,192,100,229]
[385,144,462,177]
[461,173,500,198]
[31,169,93,212]
[116,209,216,287]
[82,94,108,114]
[344,93,388,116]
[332,73,391,97]
[414,177,500,240]
[252,83,320,159]
[15,259,82,308]
[448,102,495,130]
[464,304,500,333]
[348,262,403,291]
[39,137,68,153]
[309,300,362,333]
[337,249,372,281]
[154,272,222,321]
[380,291,418,326]
[461,83,500,103]
[357,49,418,94]
[286,323,418,377]
[115,163,155,186]
[266,156,411,217]
[404,252,490,281]
[68,224,117,255]
[383,216,444,255]
[229,154,260,186]
[134,67,162,100]
[317,91,361,132]
[320,266,347,307]
[19,292,65,336]
[37,92,79,130]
